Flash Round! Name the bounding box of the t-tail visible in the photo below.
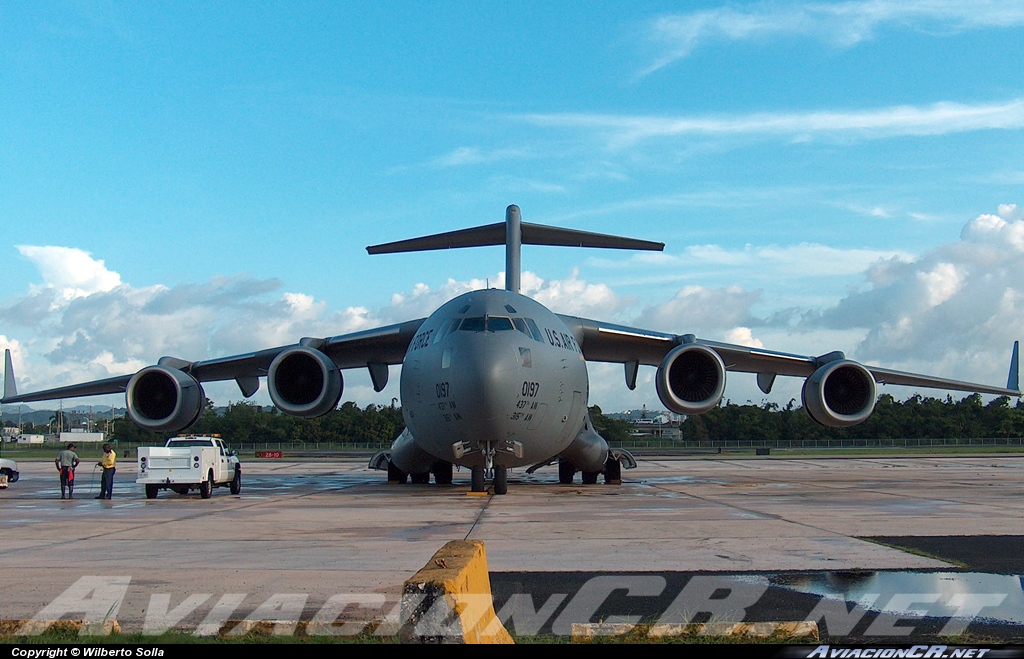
[366,204,664,294]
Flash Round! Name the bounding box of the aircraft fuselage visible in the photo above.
[399,289,589,469]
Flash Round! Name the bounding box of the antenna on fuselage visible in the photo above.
[366,205,665,294]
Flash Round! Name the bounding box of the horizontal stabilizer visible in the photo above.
[367,222,664,254]
[367,222,506,254]
[521,223,663,251]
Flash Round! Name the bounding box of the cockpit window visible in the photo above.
[487,316,514,331]
[457,315,544,341]
[459,317,485,332]
[524,318,545,343]
[432,318,455,344]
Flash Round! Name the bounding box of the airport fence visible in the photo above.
[5,437,1023,459]
[610,436,1024,450]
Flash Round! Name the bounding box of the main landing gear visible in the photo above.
[388,460,455,486]
[557,453,629,486]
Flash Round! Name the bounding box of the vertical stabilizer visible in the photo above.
[505,205,522,293]
[3,349,17,400]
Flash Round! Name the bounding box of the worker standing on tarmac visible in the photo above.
[55,442,80,499]
[96,443,116,499]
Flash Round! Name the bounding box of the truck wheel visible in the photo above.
[145,484,159,499]
[230,470,241,495]
[174,486,189,495]
[200,472,213,499]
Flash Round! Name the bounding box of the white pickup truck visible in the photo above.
[137,435,240,499]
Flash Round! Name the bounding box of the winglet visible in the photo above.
[1008,341,1019,393]
[3,349,17,401]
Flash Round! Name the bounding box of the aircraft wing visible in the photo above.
[1,318,426,405]
[558,314,1021,398]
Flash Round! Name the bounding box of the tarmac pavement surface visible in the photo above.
[1,454,1022,640]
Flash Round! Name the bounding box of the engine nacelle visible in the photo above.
[267,346,343,418]
[802,360,877,427]
[126,366,206,432]
[655,344,726,415]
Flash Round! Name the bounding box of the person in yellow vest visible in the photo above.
[96,443,116,500]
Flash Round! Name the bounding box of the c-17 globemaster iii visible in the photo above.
[3,205,1021,494]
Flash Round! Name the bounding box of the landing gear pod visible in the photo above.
[126,366,206,432]
[655,344,726,415]
[267,346,343,417]
[802,360,877,427]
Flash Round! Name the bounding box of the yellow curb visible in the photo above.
[400,540,513,644]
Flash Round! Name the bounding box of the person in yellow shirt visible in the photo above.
[97,443,116,500]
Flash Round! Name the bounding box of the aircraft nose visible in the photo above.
[450,334,521,422]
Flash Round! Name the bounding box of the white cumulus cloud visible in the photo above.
[16,246,122,302]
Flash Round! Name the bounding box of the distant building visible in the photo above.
[58,431,104,443]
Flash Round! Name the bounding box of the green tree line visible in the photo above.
[8,394,1024,445]
[105,400,405,445]
[677,394,1024,442]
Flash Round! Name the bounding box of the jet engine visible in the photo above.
[267,346,343,418]
[655,344,726,415]
[802,360,877,427]
[126,365,206,432]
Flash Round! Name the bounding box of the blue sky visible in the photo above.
[2,1,1024,411]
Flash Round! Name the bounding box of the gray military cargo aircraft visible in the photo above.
[3,205,1021,494]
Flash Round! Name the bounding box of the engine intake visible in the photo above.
[126,366,205,432]
[267,346,343,418]
[655,344,726,415]
[802,360,877,427]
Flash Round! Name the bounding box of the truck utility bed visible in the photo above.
[137,435,240,499]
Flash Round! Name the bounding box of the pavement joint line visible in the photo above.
[463,490,495,541]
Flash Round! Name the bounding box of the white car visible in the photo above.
[0,458,19,484]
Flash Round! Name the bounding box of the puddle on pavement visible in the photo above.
[764,571,1024,624]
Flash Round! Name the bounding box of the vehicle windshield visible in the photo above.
[167,439,214,447]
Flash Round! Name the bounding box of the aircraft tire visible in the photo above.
[604,457,622,485]
[433,461,453,485]
[558,460,575,484]
[493,465,508,495]
[411,472,430,484]
[582,471,599,485]
[471,466,485,492]
[387,461,408,484]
